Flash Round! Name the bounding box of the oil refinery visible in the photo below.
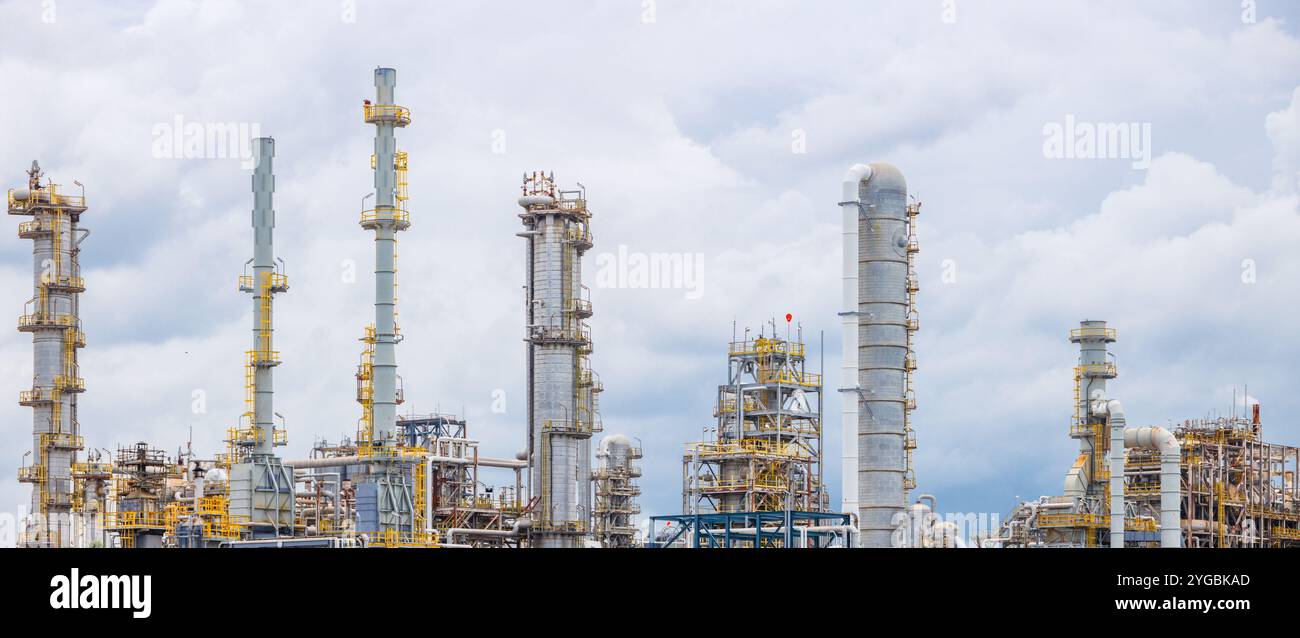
[988,321,1300,548]
[6,68,1298,552]
[8,68,637,549]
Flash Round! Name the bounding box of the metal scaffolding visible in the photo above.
[682,327,826,520]
[106,443,183,549]
[648,511,852,548]
[593,434,642,547]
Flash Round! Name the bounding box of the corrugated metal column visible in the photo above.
[251,137,276,456]
[856,163,909,548]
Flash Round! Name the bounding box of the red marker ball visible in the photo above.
[785,313,792,322]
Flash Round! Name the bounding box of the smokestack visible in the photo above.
[362,67,411,443]
[248,137,281,456]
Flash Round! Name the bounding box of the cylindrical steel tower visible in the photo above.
[10,160,88,547]
[518,173,599,548]
[226,137,295,536]
[248,137,283,456]
[842,162,918,548]
[362,67,411,444]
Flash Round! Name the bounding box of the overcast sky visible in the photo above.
[1,0,1299,539]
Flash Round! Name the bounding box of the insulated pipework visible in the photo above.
[1098,399,1182,549]
[839,164,869,520]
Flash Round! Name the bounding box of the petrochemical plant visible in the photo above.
[8,68,1298,549]
[987,322,1300,548]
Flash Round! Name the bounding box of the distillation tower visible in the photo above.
[839,163,920,548]
[518,172,602,547]
[592,434,642,547]
[9,161,106,547]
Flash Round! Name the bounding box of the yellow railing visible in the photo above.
[1035,512,1159,533]
[1070,327,1117,341]
[541,418,599,435]
[72,462,112,478]
[7,185,86,210]
[41,432,84,449]
[1070,421,1104,438]
[1271,527,1300,540]
[729,338,805,358]
[238,272,288,291]
[53,374,84,392]
[357,443,426,461]
[40,273,84,290]
[195,496,228,516]
[17,219,53,236]
[369,528,439,548]
[395,151,409,205]
[1125,483,1161,495]
[362,103,412,125]
[1078,363,1117,377]
[1037,512,1107,528]
[360,207,410,225]
[17,312,76,329]
[757,368,822,387]
[564,225,592,245]
[226,426,261,446]
[246,348,281,366]
[18,388,52,404]
[103,510,167,529]
[715,397,762,415]
[1126,518,1158,533]
[696,478,789,492]
[17,465,44,483]
[687,438,806,459]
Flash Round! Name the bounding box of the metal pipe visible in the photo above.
[838,164,869,519]
[288,454,525,470]
[1100,399,1127,548]
[1124,425,1181,548]
[1097,400,1182,549]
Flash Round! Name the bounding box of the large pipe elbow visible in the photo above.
[1093,398,1124,420]
[1121,424,1182,548]
[1124,426,1179,455]
[841,164,872,202]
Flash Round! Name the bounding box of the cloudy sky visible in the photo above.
[1,0,1298,539]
